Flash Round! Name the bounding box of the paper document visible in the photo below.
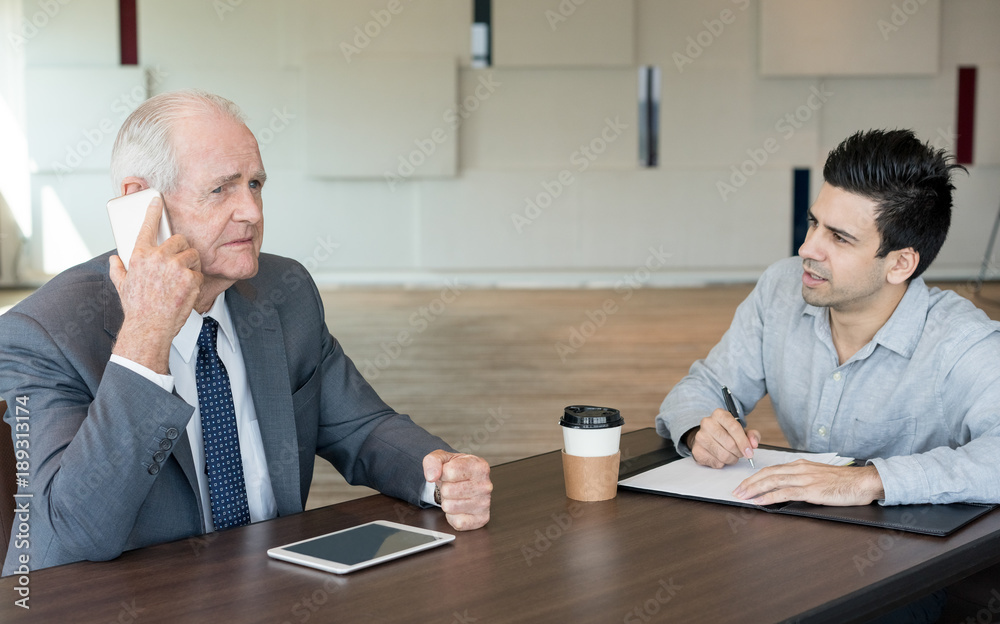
[618,449,854,505]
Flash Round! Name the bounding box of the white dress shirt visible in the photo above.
[111,293,277,531]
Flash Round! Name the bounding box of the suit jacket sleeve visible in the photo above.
[284,265,453,507]
[1,302,197,573]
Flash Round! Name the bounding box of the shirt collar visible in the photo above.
[172,292,236,363]
[802,277,929,361]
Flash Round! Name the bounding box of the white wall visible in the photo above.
[12,0,1000,285]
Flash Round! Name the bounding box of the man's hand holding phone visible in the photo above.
[109,192,203,375]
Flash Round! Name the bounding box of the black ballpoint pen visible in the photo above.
[722,386,754,468]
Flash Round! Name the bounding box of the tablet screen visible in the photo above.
[283,523,438,565]
[268,520,455,574]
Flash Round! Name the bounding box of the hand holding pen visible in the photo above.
[722,386,754,468]
[683,387,761,470]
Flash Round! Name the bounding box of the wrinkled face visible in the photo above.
[798,183,893,313]
[163,112,266,288]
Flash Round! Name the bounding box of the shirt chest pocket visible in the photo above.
[845,414,916,459]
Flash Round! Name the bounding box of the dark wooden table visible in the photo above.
[3,428,1000,623]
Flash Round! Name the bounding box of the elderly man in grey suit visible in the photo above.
[0,89,492,576]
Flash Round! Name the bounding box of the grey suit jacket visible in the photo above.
[1,252,450,575]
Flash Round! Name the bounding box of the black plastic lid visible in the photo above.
[559,405,624,429]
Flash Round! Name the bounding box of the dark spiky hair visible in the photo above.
[823,129,966,280]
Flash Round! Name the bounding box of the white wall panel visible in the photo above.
[818,76,955,159]
[30,172,114,274]
[26,67,146,175]
[261,173,418,271]
[459,68,637,171]
[294,0,471,67]
[760,0,940,76]
[576,169,790,270]
[304,56,457,179]
[659,69,825,168]
[974,66,1000,167]
[139,0,290,70]
[931,166,1000,276]
[493,0,634,67]
[20,0,118,66]
[153,69,305,173]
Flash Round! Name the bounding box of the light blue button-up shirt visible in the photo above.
[656,256,1000,505]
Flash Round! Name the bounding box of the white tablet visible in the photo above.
[267,520,455,574]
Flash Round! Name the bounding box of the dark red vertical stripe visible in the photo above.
[956,66,977,165]
[119,0,138,65]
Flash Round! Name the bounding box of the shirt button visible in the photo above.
[833,372,842,381]
[818,426,828,437]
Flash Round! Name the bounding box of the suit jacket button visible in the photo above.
[159,438,173,451]
[152,450,166,463]
[165,428,179,440]
[147,463,160,475]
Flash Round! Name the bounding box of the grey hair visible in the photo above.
[110,89,247,195]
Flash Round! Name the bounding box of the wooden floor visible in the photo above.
[308,279,1000,509]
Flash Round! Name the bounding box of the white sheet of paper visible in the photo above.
[618,449,853,504]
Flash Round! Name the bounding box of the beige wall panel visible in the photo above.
[493,0,634,67]
[637,0,757,73]
[760,0,940,76]
[304,56,457,179]
[459,68,638,171]
[659,69,823,168]
[941,0,1000,67]
[296,0,471,66]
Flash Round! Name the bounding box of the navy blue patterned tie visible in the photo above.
[196,316,251,530]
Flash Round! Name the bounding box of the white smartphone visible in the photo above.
[267,520,455,574]
[106,187,172,270]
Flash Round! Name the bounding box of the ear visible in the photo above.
[120,177,150,197]
[886,248,919,285]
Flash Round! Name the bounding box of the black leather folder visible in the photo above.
[617,440,996,537]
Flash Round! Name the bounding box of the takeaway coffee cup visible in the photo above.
[560,406,624,501]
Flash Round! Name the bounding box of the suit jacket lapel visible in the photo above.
[227,279,302,516]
